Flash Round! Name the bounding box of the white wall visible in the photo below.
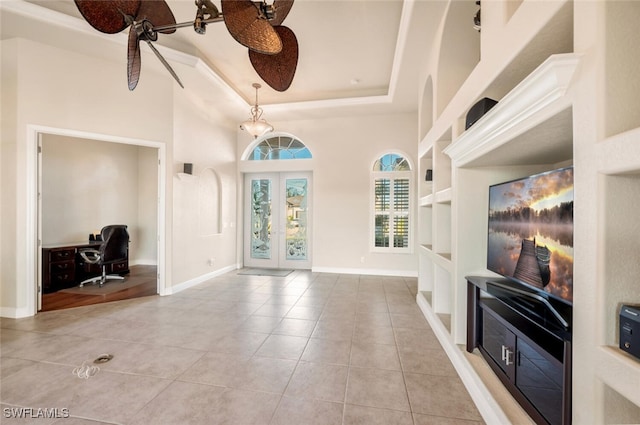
[1,40,18,313]
[258,113,419,276]
[41,135,158,264]
[0,37,241,316]
[2,37,173,316]
[137,147,160,263]
[171,89,238,286]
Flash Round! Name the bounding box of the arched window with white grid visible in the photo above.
[247,135,312,160]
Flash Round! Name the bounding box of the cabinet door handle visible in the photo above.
[501,345,514,365]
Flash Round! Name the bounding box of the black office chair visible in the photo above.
[79,225,130,287]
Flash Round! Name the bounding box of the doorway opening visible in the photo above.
[28,126,167,314]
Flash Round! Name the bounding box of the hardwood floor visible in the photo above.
[41,265,157,312]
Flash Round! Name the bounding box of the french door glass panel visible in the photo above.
[250,179,273,259]
[245,173,311,269]
[285,178,308,261]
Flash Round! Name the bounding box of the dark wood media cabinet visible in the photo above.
[466,276,572,425]
[42,241,129,293]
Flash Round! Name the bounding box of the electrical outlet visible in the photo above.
[208,258,215,267]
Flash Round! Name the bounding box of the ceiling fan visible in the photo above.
[73,0,299,92]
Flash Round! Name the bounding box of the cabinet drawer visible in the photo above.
[49,248,75,262]
[51,270,75,284]
[50,261,74,273]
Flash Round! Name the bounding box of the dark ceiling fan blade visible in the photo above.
[74,0,140,34]
[127,25,142,90]
[136,0,177,34]
[145,40,185,88]
[271,0,294,27]
[221,0,282,55]
[249,25,298,92]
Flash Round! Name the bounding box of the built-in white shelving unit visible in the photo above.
[418,52,579,424]
[415,1,640,423]
[419,51,576,337]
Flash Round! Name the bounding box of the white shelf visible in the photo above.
[429,250,452,272]
[444,54,580,168]
[420,194,434,206]
[598,126,640,174]
[420,244,433,252]
[419,138,434,158]
[595,346,640,408]
[436,252,452,261]
[419,247,452,273]
[437,313,452,333]
[420,290,432,307]
[434,187,452,204]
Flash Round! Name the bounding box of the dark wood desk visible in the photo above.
[42,241,129,293]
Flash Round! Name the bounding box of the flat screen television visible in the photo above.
[487,167,573,305]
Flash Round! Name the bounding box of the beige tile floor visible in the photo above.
[0,271,484,425]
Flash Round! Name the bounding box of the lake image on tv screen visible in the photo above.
[488,168,573,303]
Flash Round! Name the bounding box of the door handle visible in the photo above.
[501,345,514,365]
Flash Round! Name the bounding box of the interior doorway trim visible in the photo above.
[26,124,167,316]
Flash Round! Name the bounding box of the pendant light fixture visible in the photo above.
[240,83,274,138]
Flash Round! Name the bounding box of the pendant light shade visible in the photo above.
[240,83,273,138]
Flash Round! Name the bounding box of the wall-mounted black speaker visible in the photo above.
[466,97,497,130]
[183,163,193,175]
[425,169,433,181]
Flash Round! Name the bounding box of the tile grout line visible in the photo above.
[340,274,361,425]
[384,279,420,425]
[262,271,323,425]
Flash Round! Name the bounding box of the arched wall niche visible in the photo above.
[435,1,481,117]
[420,76,434,141]
[198,167,222,236]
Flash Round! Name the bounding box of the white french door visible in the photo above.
[244,172,312,269]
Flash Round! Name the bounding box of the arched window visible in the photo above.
[372,152,413,252]
[373,153,411,172]
[248,135,312,160]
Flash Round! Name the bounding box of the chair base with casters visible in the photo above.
[79,248,125,287]
[79,267,125,287]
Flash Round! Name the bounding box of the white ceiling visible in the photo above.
[1,0,447,120]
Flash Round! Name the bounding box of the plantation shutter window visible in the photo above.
[371,153,413,253]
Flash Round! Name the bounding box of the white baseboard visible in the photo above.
[129,259,158,266]
[167,264,237,295]
[311,266,418,278]
[0,306,32,319]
